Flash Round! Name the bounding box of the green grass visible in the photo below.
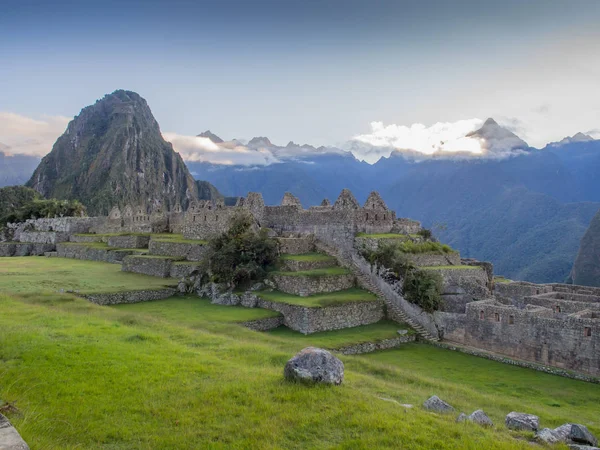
[1,290,599,449]
[267,320,413,348]
[271,266,351,277]
[172,261,203,266]
[0,257,176,294]
[126,254,184,261]
[60,242,147,252]
[150,234,208,245]
[114,294,280,324]
[356,232,411,239]
[494,276,513,283]
[73,232,154,237]
[421,265,481,270]
[279,252,335,262]
[256,288,378,307]
[396,240,456,254]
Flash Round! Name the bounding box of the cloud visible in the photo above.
[162,133,280,166]
[349,119,486,163]
[0,112,70,157]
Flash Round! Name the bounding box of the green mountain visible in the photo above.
[571,209,600,287]
[27,90,198,215]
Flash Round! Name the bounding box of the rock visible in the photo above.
[554,424,575,442]
[567,445,600,450]
[536,428,561,444]
[468,410,493,427]
[397,329,408,335]
[423,395,454,413]
[457,413,467,423]
[0,413,30,449]
[505,412,539,431]
[283,347,344,385]
[570,424,598,446]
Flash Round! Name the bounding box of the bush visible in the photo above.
[203,212,278,289]
[363,242,444,312]
[403,268,443,313]
[395,240,455,254]
[0,197,87,230]
[417,228,433,240]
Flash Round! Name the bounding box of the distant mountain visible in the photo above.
[27,90,199,215]
[0,150,41,187]
[196,180,238,206]
[197,130,223,143]
[465,118,530,156]
[571,208,600,287]
[549,132,594,147]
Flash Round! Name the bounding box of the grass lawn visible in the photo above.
[267,320,413,348]
[2,291,599,449]
[494,276,513,283]
[256,288,378,307]
[279,252,335,262]
[271,266,350,277]
[114,294,280,324]
[0,257,176,294]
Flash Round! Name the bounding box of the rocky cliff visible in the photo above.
[27,90,198,215]
[571,209,600,287]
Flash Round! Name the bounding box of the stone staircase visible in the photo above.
[314,239,439,342]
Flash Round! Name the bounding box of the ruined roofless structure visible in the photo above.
[92,189,420,247]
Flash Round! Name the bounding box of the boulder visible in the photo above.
[423,395,454,413]
[283,347,344,385]
[456,413,467,423]
[570,424,598,447]
[505,412,539,431]
[0,413,30,449]
[468,410,493,427]
[567,445,600,450]
[536,428,561,444]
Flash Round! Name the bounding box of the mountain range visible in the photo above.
[2,90,599,284]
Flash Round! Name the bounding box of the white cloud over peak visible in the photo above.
[350,119,486,163]
[163,133,280,166]
[0,112,70,157]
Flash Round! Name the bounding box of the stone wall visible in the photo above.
[335,334,416,355]
[107,235,150,249]
[408,252,461,267]
[240,316,284,331]
[354,236,409,252]
[433,311,467,343]
[277,237,315,254]
[464,299,600,376]
[148,240,207,261]
[0,242,56,256]
[121,256,177,278]
[69,234,104,243]
[18,231,70,244]
[170,262,203,279]
[56,243,136,264]
[272,273,355,296]
[79,288,177,305]
[392,218,422,234]
[280,257,335,272]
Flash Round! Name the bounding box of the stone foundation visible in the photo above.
[122,255,179,278]
[241,316,284,331]
[19,230,70,244]
[170,261,203,278]
[69,234,105,243]
[277,237,315,254]
[0,242,56,257]
[56,243,139,264]
[272,273,355,296]
[335,334,416,355]
[79,288,177,305]
[408,252,461,267]
[280,257,336,272]
[148,240,207,261]
[107,235,150,249]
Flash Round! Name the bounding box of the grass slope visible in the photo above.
[1,291,599,449]
[257,288,377,307]
[0,257,176,294]
[271,267,350,277]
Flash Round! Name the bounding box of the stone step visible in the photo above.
[276,237,315,254]
[271,269,355,297]
[279,253,337,272]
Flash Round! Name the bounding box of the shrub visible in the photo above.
[395,240,454,254]
[203,212,278,289]
[417,228,433,240]
[403,268,443,313]
[0,197,87,230]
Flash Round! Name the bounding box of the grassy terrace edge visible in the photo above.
[255,288,378,308]
[270,267,351,277]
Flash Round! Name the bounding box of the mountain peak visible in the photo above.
[247,137,273,147]
[466,118,529,155]
[483,118,498,126]
[27,90,198,215]
[549,132,595,147]
[197,130,224,143]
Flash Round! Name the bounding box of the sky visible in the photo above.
[1,0,600,164]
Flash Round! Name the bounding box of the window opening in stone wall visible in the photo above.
[584,327,591,337]
[375,214,378,220]
[366,213,369,220]
[554,305,561,313]
[509,315,514,324]
[216,215,218,221]
[479,310,484,320]
[494,313,500,322]
[536,289,540,294]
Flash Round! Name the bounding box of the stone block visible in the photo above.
[272,273,355,296]
[107,235,150,249]
[122,255,176,278]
